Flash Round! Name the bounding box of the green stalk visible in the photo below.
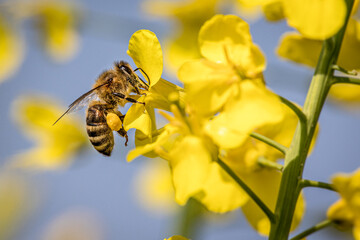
[332,76,360,85]
[290,219,333,240]
[250,132,287,155]
[217,158,275,223]
[268,1,354,239]
[300,179,335,191]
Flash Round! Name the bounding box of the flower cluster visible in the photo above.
[125,14,306,236]
[0,0,81,82]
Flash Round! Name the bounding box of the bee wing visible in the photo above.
[53,83,107,125]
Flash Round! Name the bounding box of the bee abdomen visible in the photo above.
[86,104,114,156]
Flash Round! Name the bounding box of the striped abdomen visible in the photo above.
[86,103,114,156]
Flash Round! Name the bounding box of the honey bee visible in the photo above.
[53,61,149,156]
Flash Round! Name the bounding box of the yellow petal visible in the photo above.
[284,0,347,39]
[127,30,163,87]
[199,14,252,64]
[337,19,360,71]
[123,98,156,138]
[329,84,360,103]
[127,128,171,162]
[178,59,239,116]
[262,0,285,21]
[147,78,184,112]
[327,199,354,230]
[353,219,360,240]
[207,81,284,149]
[204,115,249,149]
[194,162,249,213]
[277,33,322,68]
[169,136,212,205]
[0,16,24,82]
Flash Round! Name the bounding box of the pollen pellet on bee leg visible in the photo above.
[106,113,122,131]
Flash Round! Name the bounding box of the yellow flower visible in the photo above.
[327,168,360,239]
[128,15,306,234]
[128,100,248,213]
[277,18,360,102]
[0,15,24,82]
[26,0,81,62]
[142,0,219,73]
[0,171,37,240]
[133,158,178,215]
[237,0,348,40]
[124,29,183,139]
[178,14,266,117]
[10,95,87,169]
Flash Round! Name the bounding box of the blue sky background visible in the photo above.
[0,0,359,239]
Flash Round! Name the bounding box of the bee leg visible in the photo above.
[112,110,128,146]
[117,128,128,146]
[113,92,145,105]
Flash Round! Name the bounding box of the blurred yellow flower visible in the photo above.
[31,0,81,62]
[0,171,37,240]
[237,0,347,40]
[10,95,87,169]
[0,15,24,83]
[142,0,219,73]
[327,168,360,239]
[124,29,183,139]
[277,18,360,103]
[134,158,178,215]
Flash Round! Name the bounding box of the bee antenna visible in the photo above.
[134,67,151,87]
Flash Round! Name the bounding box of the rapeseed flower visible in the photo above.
[178,14,267,118]
[128,16,306,235]
[30,0,81,62]
[10,95,87,169]
[0,15,24,82]
[327,168,360,239]
[276,4,360,103]
[237,0,348,40]
[124,29,183,139]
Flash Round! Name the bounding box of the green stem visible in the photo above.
[278,96,308,146]
[278,96,307,126]
[268,1,354,239]
[300,179,335,191]
[290,219,333,240]
[258,156,283,171]
[250,132,287,155]
[331,76,360,85]
[331,64,358,76]
[216,158,275,223]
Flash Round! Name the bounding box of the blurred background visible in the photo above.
[0,0,359,239]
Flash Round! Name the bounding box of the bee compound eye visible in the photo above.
[120,65,132,75]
